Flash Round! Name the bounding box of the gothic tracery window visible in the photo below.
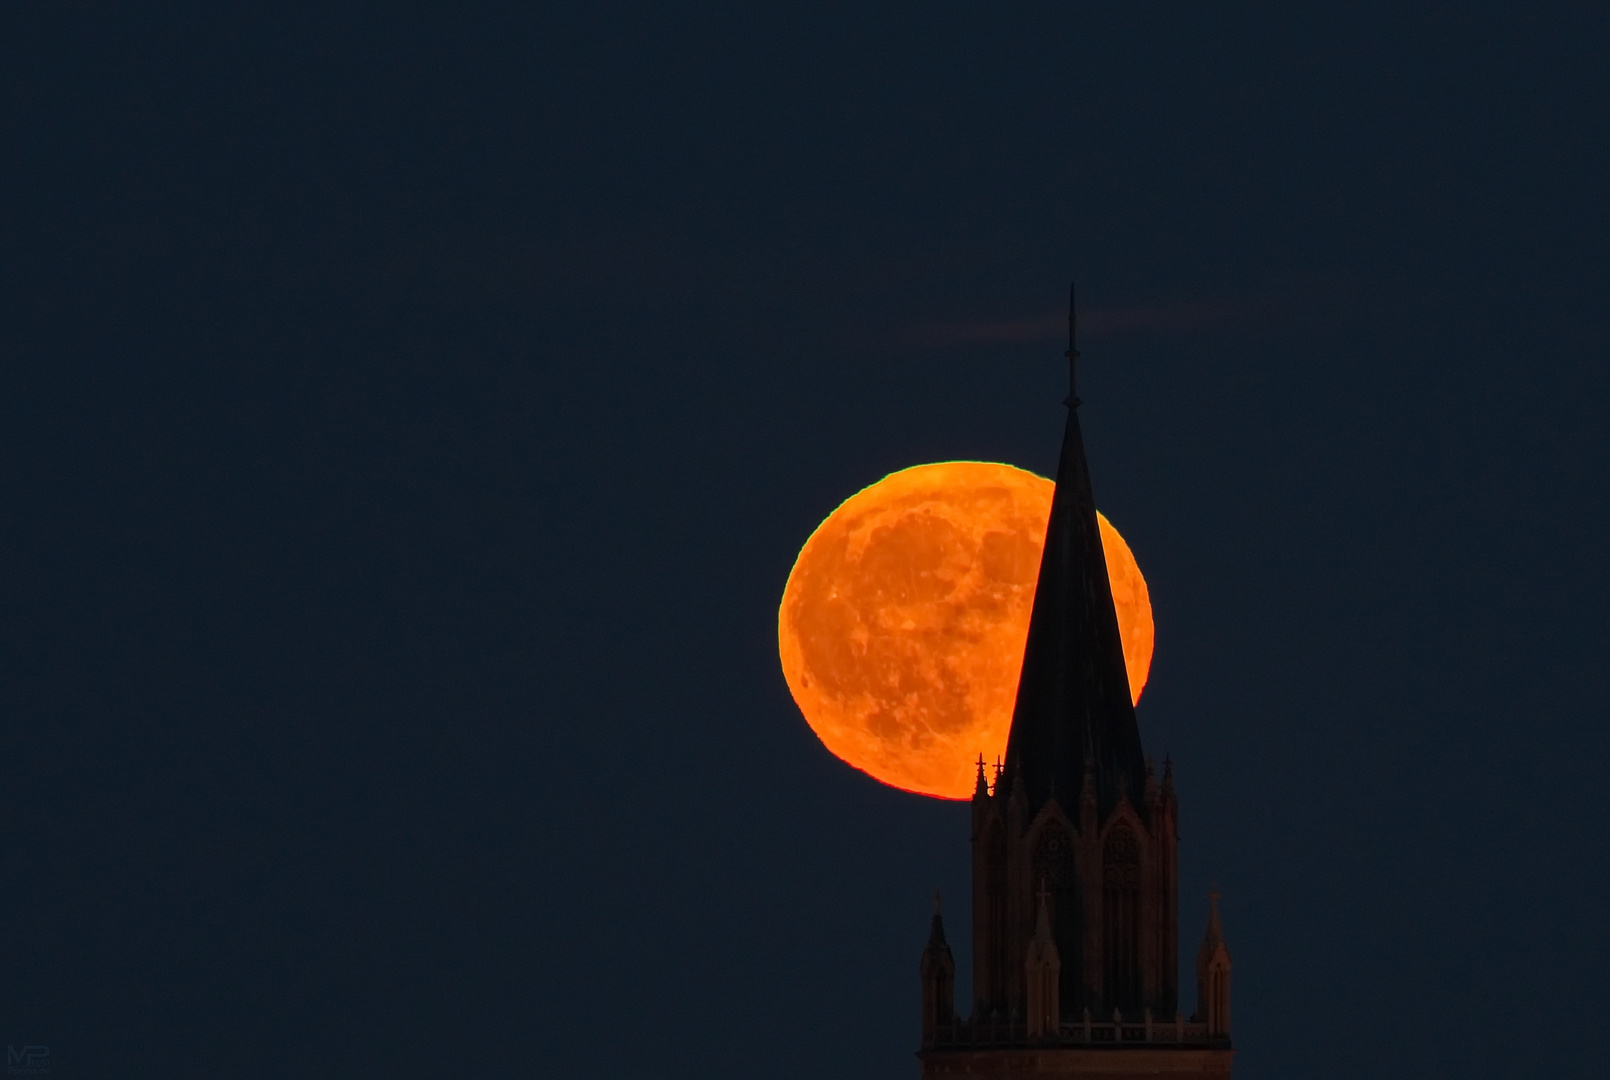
[983,823,1008,1003]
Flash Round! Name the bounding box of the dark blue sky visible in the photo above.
[4,4,1608,1078]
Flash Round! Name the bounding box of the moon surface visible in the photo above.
[778,462,1153,800]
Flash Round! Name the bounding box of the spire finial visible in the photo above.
[1200,886,1225,953]
[933,889,944,916]
[926,890,951,950]
[1032,878,1056,943]
[1206,886,1223,937]
[1064,281,1081,409]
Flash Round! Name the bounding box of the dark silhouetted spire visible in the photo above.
[1003,283,1147,818]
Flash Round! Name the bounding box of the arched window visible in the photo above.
[985,824,1008,1004]
[1103,825,1141,1012]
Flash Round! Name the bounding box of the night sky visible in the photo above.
[4,5,1609,1078]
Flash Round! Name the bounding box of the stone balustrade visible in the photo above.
[926,1011,1228,1049]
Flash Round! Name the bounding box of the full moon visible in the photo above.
[778,462,1153,800]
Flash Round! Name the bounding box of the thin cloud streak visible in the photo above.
[897,299,1259,349]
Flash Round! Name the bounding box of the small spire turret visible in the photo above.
[1025,881,1061,1037]
[921,891,956,1047]
[1194,889,1232,1039]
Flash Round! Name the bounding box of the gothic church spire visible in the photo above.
[1002,284,1147,818]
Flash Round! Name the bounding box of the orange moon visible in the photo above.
[778,462,1153,800]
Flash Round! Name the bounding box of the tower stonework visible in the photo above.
[918,289,1234,1079]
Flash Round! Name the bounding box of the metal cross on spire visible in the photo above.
[1065,281,1081,409]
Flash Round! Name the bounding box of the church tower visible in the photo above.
[918,288,1235,1079]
